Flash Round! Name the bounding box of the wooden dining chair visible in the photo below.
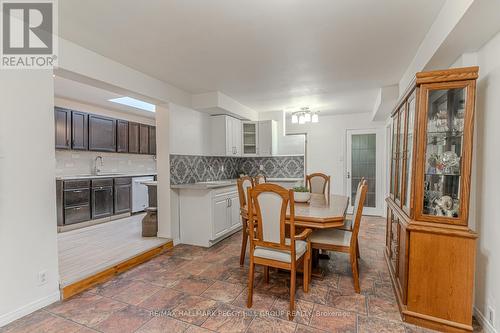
[339,177,365,232]
[237,176,255,266]
[309,180,367,293]
[247,183,312,320]
[254,174,266,185]
[306,173,331,197]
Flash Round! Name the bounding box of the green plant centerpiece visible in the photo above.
[292,186,311,203]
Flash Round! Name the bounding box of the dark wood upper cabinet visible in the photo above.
[55,107,71,149]
[54,106,154,155]
[116,120,129,153]
[71,111,88,150]
[128,122,140,154]
[139,124,149,154]
[88,115,116,152]
[149,126,156,155]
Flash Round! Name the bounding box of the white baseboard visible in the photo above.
[475,306,498,333]
[0,291,60,328]
[173,238,181,246]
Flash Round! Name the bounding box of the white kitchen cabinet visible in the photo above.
[179,185,241,247]
[210,115,241,156]
[258,120,278,156]
[242,121,258,156]
[230,196,241,228]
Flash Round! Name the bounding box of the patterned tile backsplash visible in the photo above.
[170,154,304,185]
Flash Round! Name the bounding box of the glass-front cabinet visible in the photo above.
[415,81,475,226]
[385,67,478,332]
[403,92,416,215]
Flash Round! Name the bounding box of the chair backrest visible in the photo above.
[247,183,296,257]
[306,173,331,197]
[355,177,365,195]
[254,174,266,185]
[237,176,254,209]
[350,179,368,247]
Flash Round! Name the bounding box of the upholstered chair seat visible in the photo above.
[310,229,351,247]
[254,239,307,263]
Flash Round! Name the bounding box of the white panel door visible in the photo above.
[225,116,233,156]
[229,195,240,227]
[232,118,242,156]
[258,120,272,156]
[212,197,230,239]
[346,129,383,216]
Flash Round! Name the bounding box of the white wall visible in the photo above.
[286,112,386,213]
[0,71,60,326]
[469,30,500,331]
[54,97,156,176]
[399,0,474,96]
[169,103,211,155]
[258,110,305,155]
[156,105,172,240]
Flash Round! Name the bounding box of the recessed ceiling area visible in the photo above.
[54,76,156,118]
[58,0,446,115]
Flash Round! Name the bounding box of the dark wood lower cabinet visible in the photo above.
[60,180,91,225]
[57,175,153,226]
[114,178,131,214]
[91,179,114,219]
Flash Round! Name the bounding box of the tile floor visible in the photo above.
[2,216,483,333]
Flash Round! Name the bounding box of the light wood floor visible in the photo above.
[58,213,170,287]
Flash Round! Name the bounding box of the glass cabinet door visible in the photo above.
[421,86,466,220]
[395,107,406,203]
[390,117,398,198]
[403,93,416,214]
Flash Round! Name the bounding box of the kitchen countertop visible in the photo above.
[56,172,157,180]
[170,177,303,190]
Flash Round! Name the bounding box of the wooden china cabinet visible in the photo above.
[385,66,478,333]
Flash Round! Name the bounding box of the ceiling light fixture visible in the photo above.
[109,96,156,112]
[291,107,319,125]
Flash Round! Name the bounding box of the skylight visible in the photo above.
[108,97,156,112]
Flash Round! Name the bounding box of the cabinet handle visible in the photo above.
[229,199,232,207]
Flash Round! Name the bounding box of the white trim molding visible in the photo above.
[0,291,60,328]
[475,306,498,333]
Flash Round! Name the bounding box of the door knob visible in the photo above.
[347,172,350,179]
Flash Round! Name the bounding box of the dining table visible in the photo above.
[286,193,350,277]
[286,194,350,228]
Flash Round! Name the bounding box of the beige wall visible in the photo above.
[469,30,500,329]
[0,71,60,326]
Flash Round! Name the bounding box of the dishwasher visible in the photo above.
[132,176,154,212]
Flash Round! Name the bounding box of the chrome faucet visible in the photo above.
[94,156,104,175]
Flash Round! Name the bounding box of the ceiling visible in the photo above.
[54,76,156,118]
[58,0,445,115]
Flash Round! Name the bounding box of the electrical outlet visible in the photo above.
[488,306,495,327]
[37,270,48,286]
[259,164,264,171]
